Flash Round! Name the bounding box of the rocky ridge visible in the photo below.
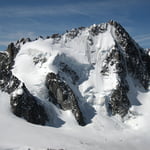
[0,20,149,126]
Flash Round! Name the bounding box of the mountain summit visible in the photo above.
[0,20,149,127]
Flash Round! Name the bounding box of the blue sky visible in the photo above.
[0,0,150,50]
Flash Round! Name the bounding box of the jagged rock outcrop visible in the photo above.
[0,52,20,93]
[6,43,19,66]
[11,84,48,125]
[89,23,108,36]
[59,62,79,84]
[109,82,131,117]
[0,51,48,125]
[101,21,150,117]
[143,49,150,84]
[16,37,31,45]
[45,72,85,126]
[109,20,150,89]
[100,45,131,117]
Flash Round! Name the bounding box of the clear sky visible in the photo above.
[0,0,150,50]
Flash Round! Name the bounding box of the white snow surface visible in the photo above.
[12,24,117,103]
[0,89,150,150]
[0,23,150,150]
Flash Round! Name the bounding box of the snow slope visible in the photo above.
[12,24,118,106]
[0,22,150,150]
[0,89,150,150]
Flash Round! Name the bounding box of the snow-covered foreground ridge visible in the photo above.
[0,20,150,150]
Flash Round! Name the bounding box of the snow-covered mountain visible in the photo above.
[0,20,150,150]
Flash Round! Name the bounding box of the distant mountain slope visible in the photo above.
[0,20,150,150]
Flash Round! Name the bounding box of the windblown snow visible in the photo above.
[0,23,150,150]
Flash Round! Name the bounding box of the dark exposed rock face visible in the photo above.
[45,72,85,126]
[0,51,48,125]
[109,20,150,89]
[59,62,79,84]
[66,28,80,39]
[11,84,48,125]
[101,45,131,117]
[51,33,61,39]
[6,43,19,67]
[0,52,20,93]
[109,82,131,117]
[16,38,31,45]
[89,23,108,36]
[142,49,150,86]
[101,20,150,117]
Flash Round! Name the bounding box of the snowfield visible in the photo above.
[0,90,150,150]
[0,22,150,150]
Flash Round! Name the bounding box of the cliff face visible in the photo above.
[0,20,149,126]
